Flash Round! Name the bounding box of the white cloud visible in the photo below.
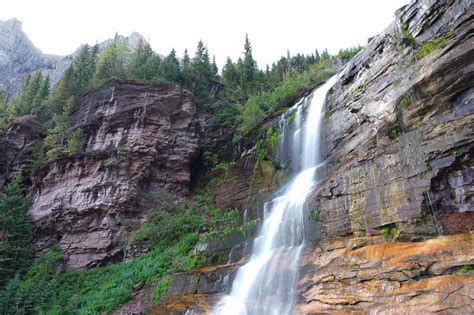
[1,0,409,68]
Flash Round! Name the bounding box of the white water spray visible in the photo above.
[214,76,337,315]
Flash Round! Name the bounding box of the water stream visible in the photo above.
[214,76,337,315]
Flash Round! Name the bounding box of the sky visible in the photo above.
[1,0,409,68]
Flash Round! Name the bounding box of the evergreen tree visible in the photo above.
[242,34,258,95]
[189,41,213,104]
[65,128,85,155]
[159,49,182,83]
[93,35,130,85]
[73,44,97,97]
[45,65,75,118]
[181,49,192,89]
[211,56,219,79]
[128,39,161,81]
[44,96,76,160]
[0,172,32,286]
[0,91,12,129]
[11,71,49,117]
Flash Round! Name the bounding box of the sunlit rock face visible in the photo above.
[31,80,202,268]
[314,0,473,239]
[296,233,474,314]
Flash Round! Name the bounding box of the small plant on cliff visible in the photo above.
[379,223,398,240]
[65,128,86,155]
[416,29,453,60]
[459,265,474,273]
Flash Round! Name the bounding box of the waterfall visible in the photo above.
[214,76,337,315]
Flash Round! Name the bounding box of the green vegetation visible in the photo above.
[0,172,32,286]
[459,265,474,273]
[0,188,244,313]
[399,19,417,48]
[379,223,398,240]
[399,94,411,109]
[416,31,451,60]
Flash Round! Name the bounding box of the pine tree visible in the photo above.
[73,44,96,97]
[65,128,85,155]
[189,41,213,104]
[211,56,219,80]
[181,49,192,89]
[0,171,32,286]
[128,39,160,81]
[45,96,76,160]
[159,49,182,83]
[242,34,258,95]
[93,35,130,85]
[0,91,12,129]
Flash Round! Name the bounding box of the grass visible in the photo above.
[0,190,244,314]
[416,29,453,60]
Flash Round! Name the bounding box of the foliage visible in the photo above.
[0,172,32,286]
[459,265,474,273]
[65,128,85,155]
[416,35,448,60]
[379,223,398,240]
[128,39,161,81]
[93,34,130,85]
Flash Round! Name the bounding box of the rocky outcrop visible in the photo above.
[0,115,44,185]
[297,233,474,314]
[31,80,202,268]
[153,233,474,314]
[316,0,473,239]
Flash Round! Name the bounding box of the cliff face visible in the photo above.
[0,115,44,185]
[315,0,473,239]
[31,80,202,268]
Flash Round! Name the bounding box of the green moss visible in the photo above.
[324,111,332,121]
[399,19,417,48]
[416,29,453,60]
[355,82,367,94]
[459,265,474,273]
[311,209,321,222]
[379,223,398,240]
[103,157,119,167]
[389,122,403,139]
[451,148,461,156]
[399,95,411,109]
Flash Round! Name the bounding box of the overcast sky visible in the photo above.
[2,0,409,68]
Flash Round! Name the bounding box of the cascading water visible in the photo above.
[214,76,337,315]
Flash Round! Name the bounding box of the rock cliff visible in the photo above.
[0,115,44,185]
[316,0,473,239]
[31,80,202,268]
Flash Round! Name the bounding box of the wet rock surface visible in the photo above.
[315,0,473,238]
[154,234,474,314]
[31,80,202,268]
[297,233,474,314]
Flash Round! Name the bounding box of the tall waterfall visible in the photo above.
[214,76,337,315]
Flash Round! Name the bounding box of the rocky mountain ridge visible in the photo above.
[0,18,150,96]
